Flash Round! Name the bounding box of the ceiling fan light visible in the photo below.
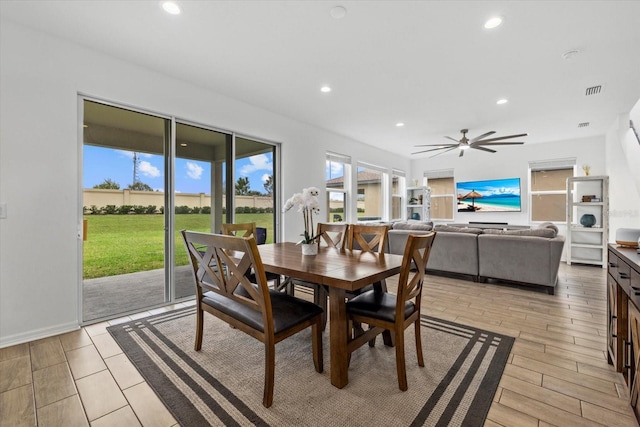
[484,16,503,29]
[162,1,181,15]
[460,145,470,150]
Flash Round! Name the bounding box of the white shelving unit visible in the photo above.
[566,175,609,268]
[406,186,431,222]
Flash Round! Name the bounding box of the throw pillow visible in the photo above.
[537,222,559,236]
[483,228,557,238]
[434,225,484,234]
[392,220,434,231]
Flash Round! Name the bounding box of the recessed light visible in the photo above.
[396,122,405,127]
[484,16,503,29]
[162,1,181,15]
[496,99,508,105]
[180,143,188,147]
[330,6,347,19]
[83,124,88,128]
[320,86,332,93]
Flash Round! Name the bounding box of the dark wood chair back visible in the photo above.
[317,223,349,249]
[347,224,389,254]
[181,230,323,408]
[222,222,280,287]
[221,222,257,239]
[346,232,436,391]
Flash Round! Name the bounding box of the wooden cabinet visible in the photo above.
[607,270,624,370]
[629,302,640,420]
[567,176,609,267]
[406,186,430,221]
[607,244,640,423]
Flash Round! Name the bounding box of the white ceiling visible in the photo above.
[2,0,640,157]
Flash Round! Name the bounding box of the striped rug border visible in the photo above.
[108,306,513,426]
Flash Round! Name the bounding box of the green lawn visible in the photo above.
[83,214,274,279]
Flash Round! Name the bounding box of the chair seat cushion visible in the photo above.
[346,290,415,323]
[346,283,374,296]
[202,289,322,334]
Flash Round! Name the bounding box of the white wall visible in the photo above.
[0,20,409,346]
[605,111,640,239]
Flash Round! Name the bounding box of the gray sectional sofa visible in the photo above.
[385,220,565,294]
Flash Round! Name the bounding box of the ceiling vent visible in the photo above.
[578,122,590,128]
[585,85,602,96]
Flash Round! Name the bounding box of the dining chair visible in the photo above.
[222,222,282,289]
[346,232,436,391]
[345,223,392,342]
[347,223,390,294]
[348,223,389,254]
[181,230,323,408]
[290,222,349,330]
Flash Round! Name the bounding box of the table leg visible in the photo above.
[329,287,348,388]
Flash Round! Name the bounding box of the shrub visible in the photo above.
[192,206,201,214]
[175,205,191,214]
[117,205,133,215]
[103,205,118,214]
[159,206,164,214]
[89,205,101,215]
[145,205,157,214]
[132,205,146,214]
[201,206,211,214]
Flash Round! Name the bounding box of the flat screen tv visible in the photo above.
[456,178,521,212]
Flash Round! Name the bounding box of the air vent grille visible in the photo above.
[585,85,602,96]
[578,122,590,128]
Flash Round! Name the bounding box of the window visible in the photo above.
[425,169,455,221]
[326,153,350,223]
[391,169,405,221]
[357,163,386,221]
[529,159,575,222]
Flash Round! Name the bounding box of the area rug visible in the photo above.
[108,306,513,426]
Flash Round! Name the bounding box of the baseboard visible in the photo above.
[0,321,80,348]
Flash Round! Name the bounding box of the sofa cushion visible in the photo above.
[434,225,484,234]
[392,220,433,231]
[482,228,557,238]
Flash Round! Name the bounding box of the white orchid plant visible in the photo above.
[283,187,321,244]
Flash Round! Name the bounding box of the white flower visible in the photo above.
[284,187,322,244]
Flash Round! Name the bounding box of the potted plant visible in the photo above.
[283,187,321,255]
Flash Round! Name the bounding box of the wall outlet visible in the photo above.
[0,203,6,219]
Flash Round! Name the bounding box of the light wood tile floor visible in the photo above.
[0,263,637,426]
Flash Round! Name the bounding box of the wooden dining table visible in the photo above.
[257,242,404,388]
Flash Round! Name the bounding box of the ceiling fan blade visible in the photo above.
[474,141,525,146]
[411,146,457,155]
[429,146,459,158]
[414,143,458,147]
[472,133,528,143]
[445,136,460,143]
[471,146,497,153]
[459,149,464,157]
[470,131,495,143]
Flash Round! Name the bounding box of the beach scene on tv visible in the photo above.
[456,178,522,212]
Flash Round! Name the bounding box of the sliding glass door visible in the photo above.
[234,137,277,243]
[173,123,230,299]
[82,99,279,323]
[82,100,169,322]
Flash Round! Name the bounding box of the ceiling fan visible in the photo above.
[412,129,528,157]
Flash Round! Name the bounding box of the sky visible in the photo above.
[83,146,273,194]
